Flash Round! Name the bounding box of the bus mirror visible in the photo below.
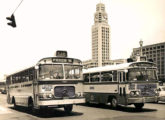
[35,66,39,70]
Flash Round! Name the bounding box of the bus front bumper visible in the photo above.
[127,96,158,104]
[38,98,85,106]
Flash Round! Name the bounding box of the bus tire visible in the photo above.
[64,104,73,114]
[111,97,118,109]
[134,103,144,110]
[28,97,36,114]
[12,97,17,109]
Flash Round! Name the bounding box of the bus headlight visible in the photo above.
[130,91,135,96]
[135,91,140,96]
[130,91,140,96]
[39,93,53,99]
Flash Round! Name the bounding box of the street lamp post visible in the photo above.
[139,39,143,56]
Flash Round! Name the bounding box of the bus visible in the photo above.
[6,51,85,113]
[83,60,159,109]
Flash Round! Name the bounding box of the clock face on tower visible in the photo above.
[103,15,107,20]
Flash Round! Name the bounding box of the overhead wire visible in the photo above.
[13,0,24,14]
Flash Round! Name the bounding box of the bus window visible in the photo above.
[90,73,100,82]
[12,76,15,84]
[84,74,89,82]
[29,68,34,81]
[16,75,19,83]
[123,72,125,82]
[101,72,113,82]
[128,68,157,81]
[39,64,63,79]
[65,65,82,79]
[113,71,117,81]
[119,72,122,82]
[18,73,22,83]
[22,71,26,82]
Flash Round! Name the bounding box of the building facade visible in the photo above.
[131,42,165,81]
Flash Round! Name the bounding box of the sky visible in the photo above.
[0,0,165,80]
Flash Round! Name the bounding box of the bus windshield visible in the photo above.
[39,64,82,80]
[128,68,157,81]
[39,64,64,79]
[64,65,82,79]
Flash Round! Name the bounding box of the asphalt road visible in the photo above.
[0,94,165,120]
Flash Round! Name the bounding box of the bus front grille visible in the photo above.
[137,84,157,96]
[54,86,75,98]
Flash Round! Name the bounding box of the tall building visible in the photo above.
[83,3,122,68]
[92,3,110,67]
[131,42,165,81]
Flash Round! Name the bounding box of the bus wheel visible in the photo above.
[13,98,18,109]
[64,104,73,114]
[111,97,118,109]
[134,103,144,110]
[27,98,36,114]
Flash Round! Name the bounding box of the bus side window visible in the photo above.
[29,68,34,81]
[126,72,129,81]
[12,76,15,84]
[90,73,100,82]
[18,73,22,83]
[22,71,26,82]
[123,72,125,82]
[16,75,19,83]
[120,72,122,82]
[101,72,113,82]
[84,74,89,82]
[113,71,117,81]
[25,70,29,81]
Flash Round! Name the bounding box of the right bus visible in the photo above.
[83,61,159,109]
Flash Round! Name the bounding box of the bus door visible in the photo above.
[33,67,39,108]
[117,71,127,105]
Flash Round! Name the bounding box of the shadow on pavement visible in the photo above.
[151,102,165,105]
[82,103,157,113]
[8,106,83,118]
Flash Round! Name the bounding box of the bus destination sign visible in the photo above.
[52,58,73,63]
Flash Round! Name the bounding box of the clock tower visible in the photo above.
[94,3,108,24]
[92,3,110,67]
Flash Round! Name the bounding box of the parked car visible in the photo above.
[158,86,165,102]
[0,87,6,94]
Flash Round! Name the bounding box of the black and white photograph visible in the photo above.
[0,0,165,120]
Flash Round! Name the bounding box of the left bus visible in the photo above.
[6,51,85,113]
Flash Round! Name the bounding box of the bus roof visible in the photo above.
[83,61,156,74]
[6,66,35,77]
[6,57,82,77]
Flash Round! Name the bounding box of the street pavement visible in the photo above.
[0,94,165,120]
